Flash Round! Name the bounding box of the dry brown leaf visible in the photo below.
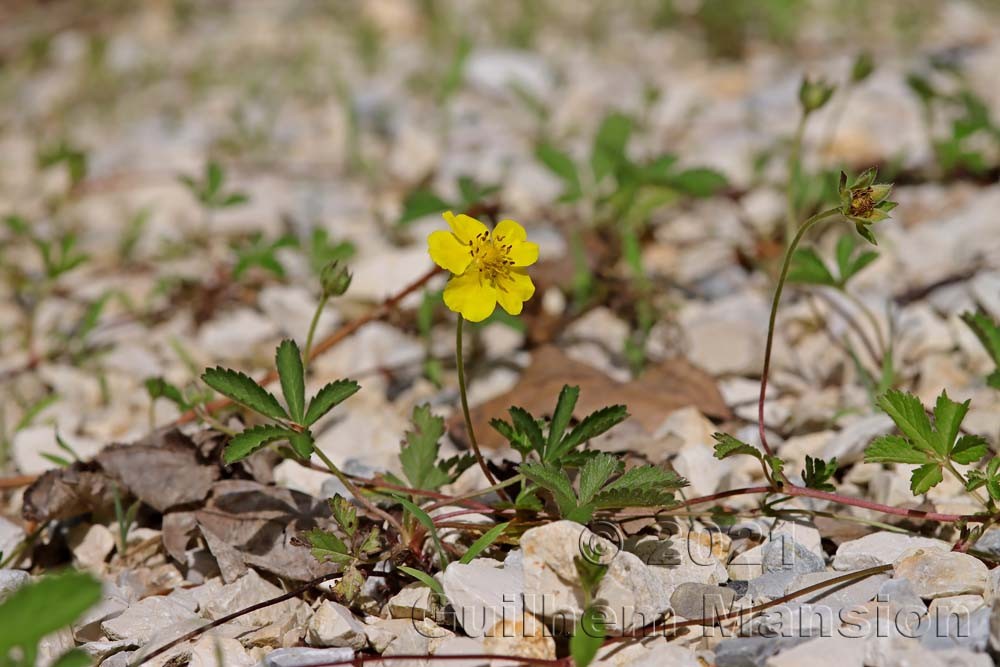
[96,433,219,514]
[449,346,731,450]
[22,465,114,523]
[191,480,337,582]
[22,427,276,524]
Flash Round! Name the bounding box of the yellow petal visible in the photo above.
[494,219,537,266]
[493,219,527,243]
[443,270,497,322]
[428,230,472,275]
[443,211,488,244]
[507,240,539,267]
[496,270,535,316]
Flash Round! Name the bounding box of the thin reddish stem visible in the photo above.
[676,484,984,523]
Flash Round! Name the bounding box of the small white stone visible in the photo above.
[465,49,553,100]
[728,543,766,581]
[0,570,30,602]
[764,633,866,667]
[101,596,202,645]
[833,532,950,571]
[432,636,489,667]
[928,594,985,618]
[384,583,436,620]
[894,548,988,599]
[672,443,723,496]
[197,308,277,360]
[0,517,26,566]
[188,636,254,667]
[306,600,367,650]
[68,524,116,570]
[440,558,523,637]
[521,521,672,631]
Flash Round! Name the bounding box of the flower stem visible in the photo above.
[674,483,990,524]
[843,289,887,361]
[455,317,508,501]
[313,445,405,535]
[784,113,808,244]
[759,207,840,462]
[303,294,329,367]
[426,474,523,512]
[944,459,989,510]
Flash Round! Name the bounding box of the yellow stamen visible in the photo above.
[469,230,515,290]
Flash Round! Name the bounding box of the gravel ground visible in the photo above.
[2,2,1000,666]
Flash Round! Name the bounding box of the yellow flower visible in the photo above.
[427,211,539,322]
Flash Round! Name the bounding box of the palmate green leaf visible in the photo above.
[304,529,352,565]
[985,458,1000,502]
[335,564,366,604]
[598,464,686,495]
[803,456,838,492]
[961,311,1000,389]
[951,434,990,465]
[223,424,295,464]
[712,433,763,461]
[396,189,451,226]
[399,404,451,491]
[638,154,679,183]
[276,339,306,424]
[358,526,382,558]
[288,429,315,459]
[910,463,944,495]
[766,456,785,480]
[966,469,987,493]
[835,233,879,285]
[536,143,582,201]
[547,385,580,453]
[520,462,578,517]
[509,406,546,455]
[329,495,358,537]
[304,379,360,426]
[144,377,189,410]
[591,112,632,183]
[988,478,1000,503]
[206,161,223,199]
[863,435,931,465]
[961,312,1000,363]
[490,418,533,458]
[877,390,939,456]
[787,247,837,287]
[514,485,545,511]
[553,405,629,461]
[578,453,622,505]
[933,391,969,455]
[0,570,102,657]
[591,486,677,510]
[202,367,288,422]
[668,167,728,198]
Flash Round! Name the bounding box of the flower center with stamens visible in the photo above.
[850,187,876,218]
[468,230,515,288]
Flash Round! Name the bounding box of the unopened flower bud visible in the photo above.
[851,52,874,83]
[321,261,352,297]
[799,76,835,114]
